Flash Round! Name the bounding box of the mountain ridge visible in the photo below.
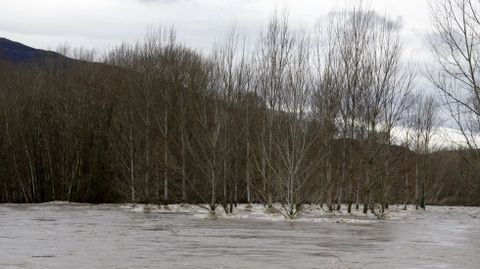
[0,37,72,63]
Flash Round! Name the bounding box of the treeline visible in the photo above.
[1,7,479,218]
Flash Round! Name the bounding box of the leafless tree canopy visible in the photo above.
[0,4,478,218]
[429,0,480,193]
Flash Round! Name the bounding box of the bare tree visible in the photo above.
[252,11,296,211]
[429,0,480,177]
[409,94,439,209]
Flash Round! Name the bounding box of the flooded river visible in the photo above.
[0,203,479,268]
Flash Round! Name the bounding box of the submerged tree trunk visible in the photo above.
[355,179,360,210]
[363,166,370,214]
[336,188,342,211]
[181,129,187,203]
[404,173,409,210]
[415,161,419,210]
[129,114,136,202]
[245,124,251,204]
[163,95,169,203]
[327,161,334,212]
[210,156,216,212]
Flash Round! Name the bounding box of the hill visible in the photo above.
[0,37,73,63]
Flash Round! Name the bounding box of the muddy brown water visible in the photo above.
[0,203,478,269]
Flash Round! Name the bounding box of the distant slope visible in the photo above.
[0,37,72,63]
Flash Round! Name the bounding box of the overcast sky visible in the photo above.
[0,0,431,57]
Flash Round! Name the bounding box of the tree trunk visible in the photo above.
[415,161,419,210]
[181,130,187,203]
[163,103,169,203]
[327,161,333,212]
[363,166,370,214]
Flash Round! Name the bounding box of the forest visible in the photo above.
[1,2,480,219]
